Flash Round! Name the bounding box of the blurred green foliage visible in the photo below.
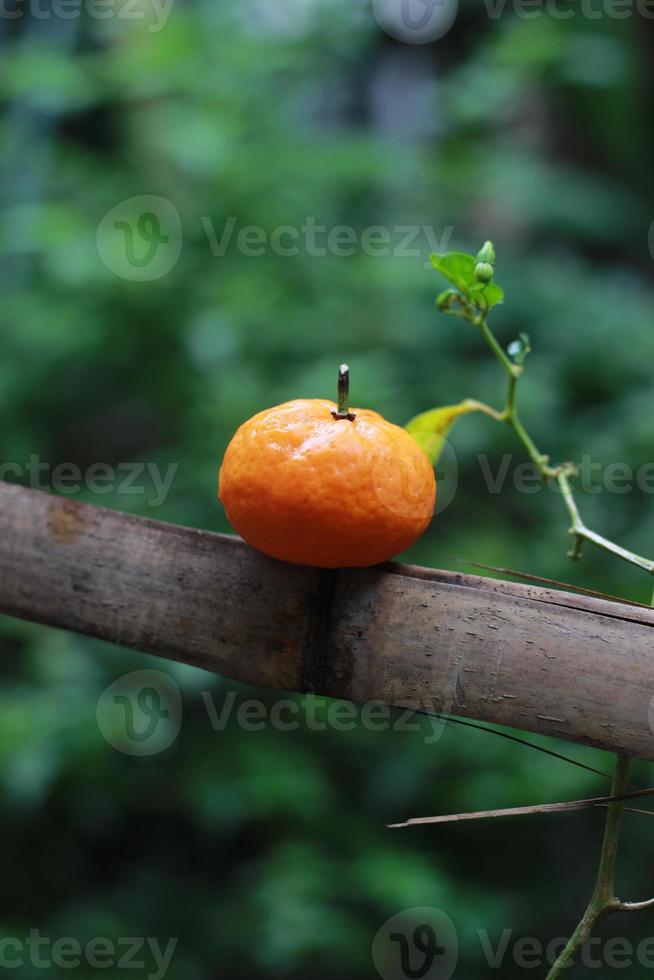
[1,1,654,977]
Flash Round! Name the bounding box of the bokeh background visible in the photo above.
[1,0,654,976]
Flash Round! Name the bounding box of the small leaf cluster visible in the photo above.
[431,241,504,317]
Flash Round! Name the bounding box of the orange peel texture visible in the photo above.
[219,399,436,568]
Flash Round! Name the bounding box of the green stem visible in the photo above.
[476,315,559,475]
[508,413,554,475]
[461,398,505,423]
[545,755,631,980]
[471,310,654,579]
[443,281,654,980]
[506,371,518,416]
[477,317,519,378]
[558,472,654,573]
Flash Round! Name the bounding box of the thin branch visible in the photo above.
[616,897,654,911]
[388,781,654,828]
[468,306,654,580]
[434,261,654,980]
[507,412,558,477]
[388,803,652,828]
[459,398,506,422]
[557,472,654,574]
[449,557,654,610]
[545,755,632,980]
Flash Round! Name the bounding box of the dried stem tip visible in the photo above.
[332,364,356,421]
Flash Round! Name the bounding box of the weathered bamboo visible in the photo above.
[1,483,653,759]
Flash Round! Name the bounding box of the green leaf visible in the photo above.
[479,281,504,308]
[432,252,504,311]
[471,281,504,305]
[430,252,478,292]
[406,399,482,466]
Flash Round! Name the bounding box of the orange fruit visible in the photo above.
[218,371,435,568]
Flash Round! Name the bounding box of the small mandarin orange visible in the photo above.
[218,366,436,568]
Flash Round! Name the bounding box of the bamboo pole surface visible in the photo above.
[1,483,653,759]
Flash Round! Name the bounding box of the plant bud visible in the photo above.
[474,261,494,283]
[476,241,495,265]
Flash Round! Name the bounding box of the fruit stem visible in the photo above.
[332,364,356,421]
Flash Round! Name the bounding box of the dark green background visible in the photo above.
[1,0,654,976]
